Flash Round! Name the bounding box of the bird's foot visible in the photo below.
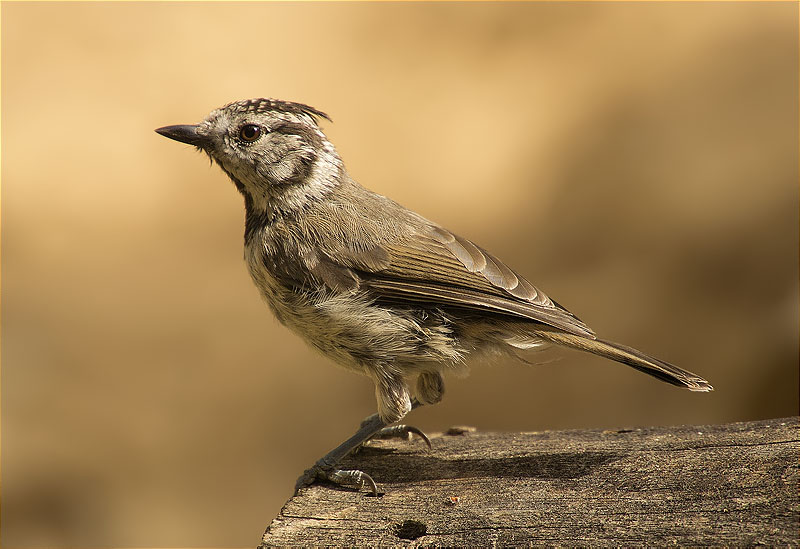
[294,402,428,496]
[355,411,432,451]
[295,462,379,496]
[362,424,432,450]
[296,424,431,495]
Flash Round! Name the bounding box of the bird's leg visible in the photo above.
[362,372,441,449]
[361,372,441,449]
[294,412,386,495]
[356,402,431,450]
[362,371,444,449]
[294,400,426,495]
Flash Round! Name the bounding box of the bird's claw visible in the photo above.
[294,403,429,496]
[370,424,432,450]
[295,464,378,496]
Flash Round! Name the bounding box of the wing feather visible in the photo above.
[315,222,594,338]
[362,277,594,337]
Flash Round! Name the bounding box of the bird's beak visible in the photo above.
[155,124,206,147]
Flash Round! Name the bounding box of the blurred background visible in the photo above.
[2,2,797,546]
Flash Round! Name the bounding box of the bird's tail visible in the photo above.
[531,331,713,392]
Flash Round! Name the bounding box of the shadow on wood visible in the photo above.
[262,417,799,546]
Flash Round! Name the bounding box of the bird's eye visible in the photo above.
[238,124,262,143]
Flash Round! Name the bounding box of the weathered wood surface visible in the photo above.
[262,417,799,546]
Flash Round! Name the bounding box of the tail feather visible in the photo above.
[532,331,713,392]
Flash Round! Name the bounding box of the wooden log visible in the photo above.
[261,417,799,546]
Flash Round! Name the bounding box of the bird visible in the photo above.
[156,98,712,494]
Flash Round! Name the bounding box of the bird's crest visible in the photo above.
[223,98,331,124]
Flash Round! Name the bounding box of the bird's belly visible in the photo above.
[245,242,467,374]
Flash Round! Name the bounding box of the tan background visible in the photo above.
[2,2,797,546]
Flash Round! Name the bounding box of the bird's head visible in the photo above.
[156,98,343,217]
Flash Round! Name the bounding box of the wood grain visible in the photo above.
[262,417,799,546]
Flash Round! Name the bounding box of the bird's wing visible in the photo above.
[313,223,595,339]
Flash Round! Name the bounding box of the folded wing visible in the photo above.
[314,222,595,339]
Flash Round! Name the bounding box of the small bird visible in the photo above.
[156,98,712,494]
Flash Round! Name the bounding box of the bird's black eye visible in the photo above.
[238,124,262,143]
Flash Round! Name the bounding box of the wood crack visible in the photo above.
[261,417,799,546]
